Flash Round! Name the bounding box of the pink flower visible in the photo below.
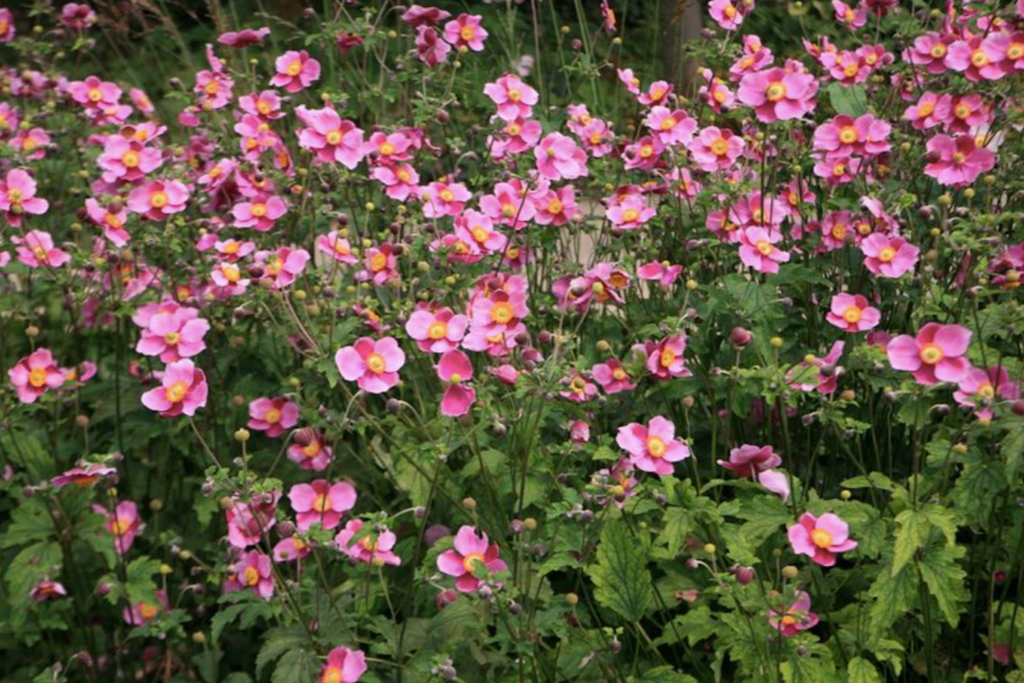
[257,247,310,289]
[85,198,130,247]
[622,136,664,171]
[826,293,880,332]
[812,156,860,185]
[637,261,683,287]
[592,358,635,394]
[607,194,656,230]
[287,429,333,471]
[52,463,117,488]
[124,591,168,626]
[225,493,279,548]
[273,536,312,563]
[194,69,234,109]
[688,126,745,172]
[945,36,1005,81]
[319,647,367,683]
[700,70,735,111]
[405,307,468,353]
[95,500,142,555]
[904,92,950,131]
[127,179,189,220]
[833,0,866,28]
[232,194,287,231]
[887,323,972,386]
[737,68,817,123]
[616,416,691,475]
[643,336,692,379]
[532,184,577,226]
[534,133,588,181]
[296,106,366,169]
[788,512,857,567]
[954,365,1021,421]
[480,180,536,229]
[231,550,274,598]
[415,25,451,67]
[443,14,487,51]
[738,227,789,274]
[248,396,300,438]
[12,127,50,160]
[484,74,539,121]
[371,164,420,201]
[239,90,283,119]
[560,371,599,403]
[289,479,357,531]
[717,444,781,477]
[759,469,791,502]
[768,590,819,636]
[141,359,208,417]
[904,32,954,74]
[455,210,507,255]
[8,348,64,404]
[316,231,359,265]
[421,181,471,218]
[729,35,773,80]
[270,50,320,92]
[570,420,591,443]
[14,230,71,268]
[402,5,452,26]
[437,350,476,417]
[218,26,270,48]
[0,169,49,227]
[946,95,992,134]
[813,114,891,158]
[360,243,398,286]
[135,305,210,363]
[68,75,120,109]
[30,580,67,602]
[336,519,401,566]
[924,134,996,186]
[335,337,405,394]
[638,80,673,107]
[0,7,14,42]
[709,0,748,30]
[861,233,919,278]
[988,31,1024,73]
[437,525,507,593]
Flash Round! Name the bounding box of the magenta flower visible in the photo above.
[532,184,577,226]
[480,181,536,229]
[248,396,300,438]
[231,550,274,599]
[592,358,635,394]
[924,134,996,186]
[904,92,950,131]
[0,169,49,227]
[616,416,691,475]
[717,444,782,477]
[217,26,270,47]
[232,194,287,232]
[437,351,476,417]
[319,647,367,683]
[270,50,320,92]
[737,68,817,123]
[124,591,168,626]
[316,231,359,265]
[560,371,599,403]
[709,0,748,30]
[688,126,745,172]
[945,36,1005,81]
[289,479,357,531]
[637,261,683,287]
[415,25,451,67]
[335,336,405,394]
[954,366,1021,421]
[225,493,279,548]
[127,179,189,220]
[534,133,588,181]
[94,500,142,555]
[402,5,452,26]
[643,336,692,380]
[788,512,857,567]
[370,163,420,201]
[239,90,283,119]
[813,114,891,158]
[887,322,972,386]
[141,359,208,417]
[68,75,121,108]
[296,106,366,169]
[30,580,67,602]
[738,227,789,274]
[257,247,310,289]
[826,293,881,333]
[135,305,209,363]
[52,463,117,489]
[0,7,14,42]
[484,74,539,121]
[14,230,70,269]
[833,0,866,28]
[768,590,819,636]
[336,519,401,566]
[287,429,333,471]
[607,194,656,230]
[437,525,507,593]
[406,307,468,353]
[273,536,312,563]
[360,243,398,286]
[85,198,130,247]
[443,13,488,51]
[8,348,64,404]
[13,127,50,160]
[904,32,953,74]
[861,233,919,278]
[455,210,507,255]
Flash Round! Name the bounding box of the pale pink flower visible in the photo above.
[415,25,451,67]
[14,230,70,268]
[924,134,996,186]
[700,70,736,112]
[8,348,64,404]
[248,396,299,438]
[230,550,274,598]
[737,68,817,122]
[861,233,919,278]
[335,337,405,394]
[421,180,471,218]
[296,105,366,169]
[225,493,279,548]
[437,350,476,417]
[946,36,1005,81]
[239,90,283,119]
[0,169,49,227]
[289,479,357,531]
[622,136,664,171]
[759,469,791,502]
[738,227,789,274]
[490,117,543,158]
[270,50,320,92]
[443,14,487,51]
[336,519,401,566]
[135,306,209,362]
[319,647,367,683]
[887,323,972,385]
[532,184,577,226]
[709,0,748,30]
[607,193,656,230]
[642,336,692,379]
[52,463,117,488]
[954,366,1020,421]
[95,500,142,555]
[826,293,880,332]
[140,359,208,417]
[644,106,696,146]
[592,359,635,394]
[257,247,310,289]
[616,416,691,475]
[718,444,782,477]
[813,114,891,158]
[534,133,588,181]
[833,0,866,28]
[232,194,287,232]
[405,307,468,353]
[484,74,538,121]
[68,75,120,109]
[211,262,250,295]
[12,127,50,160]
[688,126,745,172]
[812,156,861,185]
[788,513,857,567]
[768,590,819,636]
[402,5,452,26]
[437,525,507,593]
[638,80,673,107]
[480,180,536,229]
[316,231,359,265]
[455,210,507,255]
[287,429,333,471]
[371,163,420,201]
[85,198,131,247]
[127,179,189,220]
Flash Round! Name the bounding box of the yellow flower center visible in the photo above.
[29,368,48,388]
[971,49,989,67]
[843,306,862,323]
[650,88,665,101]
[843,63,859,77]
[460,26,475,41]
[660,348,676,367]
[249,203,269,218]
[508,88,522,102]
[547,199,563,214]
[710,138,729,156]
[622,208,640,223]
[325,130,342,145]
[1008,44,1024,60]
[139,603,159,620]
[723,3,737,18]
[647,436,667,458]
[285,60,303,76]
[243,566,261,586]
[312,494,329,512]
[952,151,966,164]
[930,44,947,58]
[462,552,485,572]
[8,188,22,202]
[810,528,834,549]
[397,170,411,182]
[439,189,455,202]
[920,343,944,365]
[369,252,387,272]
[150,191,169,208]
[113,517,133,535]
[88,88,103,103]
[491,302,514,324]
[756,240,774,256]
[471,226,490,243]
[379,141,395,155]
[612,367,627,381]
[333,241,349,255]
[257,99,272,115]
[221,264,241,283]
[765,82,787,102]
[918,102,934,117]
[303,441,321,458]
[640,144,654,158]
[428,321,449,340]
[165,381,188,403]
[323,666,343,683]
[978,383,995,399]
[832,163,847,177]
[838,126,859,144]
[954,104,971,119]
[164,331,180,345]
[506,123,521,135]
[713,89,727,103]
[22,136,37,151]
[878,246,896,262]
[204,80,219,95]
[264,408,281,424]
[366,352,386,374]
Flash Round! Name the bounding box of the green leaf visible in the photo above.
[869,558,918,632]
[780,638,838,682]
[827,82,869,116]
[636,665,698,683]
[587,520,653,622]
[1003,421,1024,482]
[656,606,719,647]
[271,649,318,683]
[737,494,792,549]
[892,505,956,576]
[657,507,692,558]
[255,625,309,679]
[847,657,881,683]
[918,543,968,627]
[223,674,253,683]
[1,497,57,548]
[210,599,276,642]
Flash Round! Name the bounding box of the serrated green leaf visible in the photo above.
[892,505,956,576]
[1003,421,1024,482]
[656,606,719,647]
[737,493,791,548]
[271,649,318,683]
[869,558,918,632]
[255,625,309,679]
[918,543,968,627]
[587,520,652,622]
[657,507,692,558]
[847,657,881,683]
[1,497,57,548]
[636,665,698,683]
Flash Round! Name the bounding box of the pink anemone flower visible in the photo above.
[270,50,320,92]
[437,525,507,593]
[248,396,300,438]
[717,444,781,477]
[8,348,65,404]
[335,519,401,566]
[405,307,469,353]
[787,512,857,567]
[825,293,881,332]
[886,322,972,386]
[615,416,692,475]
[860,234,919,278]
[768,590,819,636]
[335,337,405,394]
[319,647,367,683]
[135,306,210,362]
[737,68,817,123]
[289,479,357,531]
[0,169,49,227]
[140,359,208,417]
[924,134,996,186]
[437,350,476,417]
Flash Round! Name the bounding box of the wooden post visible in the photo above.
[659,0,704,97]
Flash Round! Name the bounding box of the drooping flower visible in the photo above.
[318,646,367,683]
[289,479,357,531]
[336,519,401,566]
[0,169,49,227]
[335,337,405,394]
[616,416,692,475]
[825,293,881,333]
[124,590,168,626]
[217,26,271,47]
[768,590,819,636]
[8,348,65,404]
[270,50,320,92]
[85,198,131,247]
[787,512,857,567]
[436,525,507,593]
[415,25,451,67]
[717,444,781,477]
[30,580,68,602]
[860,233,919,278]
[140,359,208,417]
[886,323,972,386]
[52,462,117,488]
[248,396,300,438]
[758,470,791,502]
